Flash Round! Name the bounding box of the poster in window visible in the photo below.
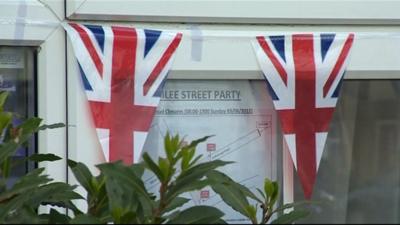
[143,80,278,223]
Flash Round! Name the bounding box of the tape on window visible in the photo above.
[190,25,203,62]
[0,18,59,27]
[14,0,28,41]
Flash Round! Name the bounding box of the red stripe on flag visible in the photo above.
[292,34,317,199]
[143,33,183,96]
[257,36,288,85]
[70,23,104,77]
[323,33,354,97]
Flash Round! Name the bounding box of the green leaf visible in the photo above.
[159,157,171,181]
[38,123,65,130]
[19,117,43,139]
[137,195,154,222]
[270,182,279,207]
[181,148,192,172]
[181,147,197,172]
[29,153,62,162]
[48,209,71,224]
[0,112,12,134]
[162,197,191,214]
[142,153,165,182]
[164,132,174,162]
[164,132,183,164]
[176,160,233,186]
[185,135,215,149]
[26,182,84,209]
[245,205,257,223]
[209,181,251,218]
[272,201,312,214]
[165,209,181,219]
[0,92,9,111]
[206,171,257,219]
[120,211,139,224]
[168,180,213,202]
[214,219,228,224]
[0,168,51,202]
[181,147,198,171]
[188,155,202,168]
[270,210,310,224]
[68,159,96,195]
[167,160,233,200]
[0,141,20,165]
[167,206,225,224]
[87,175,110,220]
[44,201,83,215]
[0,168,61,221]
[104,175,139,218]
[0,193,30,221]
[264,179,274,198]
[70,214,102,224]
[4,205,46,224]
[1,158,11,179]
[3,117,42,148]
[0,181,80,222]
[264,179,279,206]
[97,162,154,217]
[207,170,263,203]
[130,163,145,178]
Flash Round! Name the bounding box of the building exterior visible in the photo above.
[1,0,400,223]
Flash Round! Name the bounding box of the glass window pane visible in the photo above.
[295,80,400,224]
[143,80,280,223]
[0,47,36,185]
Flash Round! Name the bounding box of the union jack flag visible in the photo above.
[65,23,182,164]
[253,33,355,199]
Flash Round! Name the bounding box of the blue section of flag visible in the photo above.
[264,75,279,100]
[332,73,344,98]
[321,34,335,62]
[144,29,162,57]
[78,62,93,91]
[84,24,105,52]
[270,36,286,62]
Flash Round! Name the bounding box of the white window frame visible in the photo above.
[67,0,400,25]
[0,0,66,183]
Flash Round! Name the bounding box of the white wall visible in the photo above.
[67,0,400,25]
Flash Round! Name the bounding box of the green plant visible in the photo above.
[69,133,310,224]
[0,92,83,224]
[0,91,309,224]
[68,134,230,224]
[207,171,310,224]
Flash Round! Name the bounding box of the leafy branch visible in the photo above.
[0,90,310,224]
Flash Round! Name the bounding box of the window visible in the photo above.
[295,80,400,223]
[66,2,400,220]
[0,0,67,183]
[0,47,36,185]
[143,79,279,223]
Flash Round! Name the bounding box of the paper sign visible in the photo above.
[143,80,278,223]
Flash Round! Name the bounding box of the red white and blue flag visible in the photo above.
[65,23,182,164]
[253,33,355,199]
